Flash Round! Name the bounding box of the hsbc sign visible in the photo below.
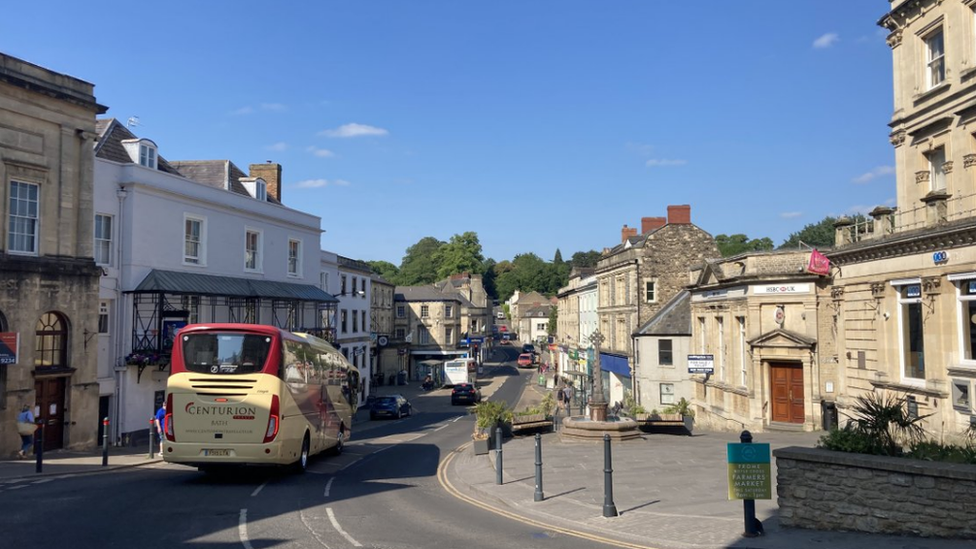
[751,284,810,295]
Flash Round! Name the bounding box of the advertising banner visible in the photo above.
[0,332,19,365]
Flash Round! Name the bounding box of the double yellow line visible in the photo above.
[436,442,661,549]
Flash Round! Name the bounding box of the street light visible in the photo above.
[588,330,608,422]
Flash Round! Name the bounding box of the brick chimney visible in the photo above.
[249,162,282,203]
[667,204,691,225]
[641,216,666,233]
[621,224,638,243]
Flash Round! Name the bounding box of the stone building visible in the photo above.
[392,286,465,382]
[634,290,691,411]
[507,290,548,341]
[595,205,719,404]
[434,272,491,341]
[0,53,106,455]
[821,0,976,440]
[688,251,828,433]
[370,274,395,386]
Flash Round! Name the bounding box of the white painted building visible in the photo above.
[336,255,373,405]
[93,119,336,445]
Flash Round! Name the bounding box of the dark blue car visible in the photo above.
[370,395,412,420]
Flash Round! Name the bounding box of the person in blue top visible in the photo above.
[17,404,35,459]
[154,402,166,453]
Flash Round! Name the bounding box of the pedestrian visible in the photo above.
[154,401,166,453]
[563,385,573,408]
[16,404,36,459]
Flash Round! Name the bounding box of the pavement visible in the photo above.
[441,375,975,549]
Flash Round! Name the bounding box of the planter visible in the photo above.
[775,446,976,539]
[472,437,490,455]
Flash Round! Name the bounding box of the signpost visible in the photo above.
[687,354,714,375]
[728,431,770,538]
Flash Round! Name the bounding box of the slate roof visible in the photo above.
[524,304,552,317]
[94,118,182,175]
[395,285,462,302]
[130,269,338,302]
[636,290,690,336]
[168,160,282,205]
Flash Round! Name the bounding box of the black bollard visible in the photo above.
[102,417,109,466]
[495,426,503,485]
[534,433,544,501]
[35,423,43,473]
[149,416,156,459]
[741,430,760,537]
[603,434,618,517]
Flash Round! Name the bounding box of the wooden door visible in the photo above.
[770,363,804,424]
[34,378,66,451]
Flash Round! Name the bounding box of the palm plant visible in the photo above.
[822,392,929,456]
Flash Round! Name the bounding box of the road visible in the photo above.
[0,345,606,549]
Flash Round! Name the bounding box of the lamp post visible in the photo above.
[588,330,608,421]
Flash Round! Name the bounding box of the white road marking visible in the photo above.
[452,416,463,422]
[324,476,334,498]
[7,485,26,490]
[250,481,267,497]
[31,478,54,484]
[238,508,254,549]
[299,508,334,549]
[326,507,362,547]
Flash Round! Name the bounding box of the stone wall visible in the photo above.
[775,446,976,539]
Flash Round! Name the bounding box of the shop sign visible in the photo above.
[751,284,810,295]
[727,442,771,500]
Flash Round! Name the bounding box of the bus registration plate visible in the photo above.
[203,449,230,457]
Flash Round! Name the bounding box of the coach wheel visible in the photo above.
[294,433,310,474]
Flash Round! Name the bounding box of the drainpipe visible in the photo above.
[113,185,128,443]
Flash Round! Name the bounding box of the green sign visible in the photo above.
[727,443,771,500]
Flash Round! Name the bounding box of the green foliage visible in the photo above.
[622,391,646,416]
[663,397,695,418]
[368,260,400,282]
[540,390,555,417]
[817,393,929,456]
[547,307,558,335]
[398,236,446,285]
[474,400,513,432]
[482,258,498,300]
[433,231,485,280]
[714,234,774,257]
[553,249,564,264]
[906,441,976,464]
[570,250,602,269]
[779,216,837,250]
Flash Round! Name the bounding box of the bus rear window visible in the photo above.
[181,333,272,374]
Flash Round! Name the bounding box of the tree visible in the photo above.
[367,260,399,282]
[779,217,838,250]
[482,258,498,301]
[398,236,445,285]
[547,306,558,335]
[553,249,564,265]
[714,234,774,257]
[570,250,602,269]
[433,231,485,280]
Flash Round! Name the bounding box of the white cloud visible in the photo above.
[306,146,335,158]
[260,103,286,112]
[230,106,254,116]
[295,179,329,188]
[813,33,839,49]
[852,165,894,184]
[319,123,389,138]
[266,142,288,152]
[645,159,687,167]
[230,103,286,116]
[780,212,803,219]
[333,179,350,186]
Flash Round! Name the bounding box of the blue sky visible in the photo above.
[1,1,895,265]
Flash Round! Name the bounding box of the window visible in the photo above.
[244,229,262,271]
[899,283,925,380]
[957,278,976,361]
[182,295,200,324]
[926,28,945,90]
[445,305,453,318]
[8,181,38,255]
[658,339,673,365]
[928,148,947,192]
[645,281,656,303]
[352,311,359,333]
[396,305,405,318]
[184,215,205,265]
[471,319,478,333]
[717,316,725,381]
[139,143,157,169]
[395,327,406,339]
[421,305,429,318]
[341,275,347,295]
[352,277,357,296]
[418,325,430,345]
[288,239,301,276]
[94,214,112,266]
[256,180,267,201]
[738,317,747,386]
[361,311,366,332]
[660,383,675,405]
[98,301,110,334]
[445,326,454,344]
[35,312,66,368]
[698,317,706,353]
[320,272,329,292]
[341,310,348,334]
[952,379,972,411]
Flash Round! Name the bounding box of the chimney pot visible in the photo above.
[641,216,667,233]
[667,204,691,225]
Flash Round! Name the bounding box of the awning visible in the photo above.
[128,269,338,303]
[600,353,631,378]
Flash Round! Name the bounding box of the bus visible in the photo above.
[162,323,358,473]
[443,358,476,386]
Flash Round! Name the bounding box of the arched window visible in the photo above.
[35,312,67,368]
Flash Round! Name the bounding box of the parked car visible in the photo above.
[451,383,482,405]
[370,395,412,420]
[517,353,534,368]
[521,343,536,355]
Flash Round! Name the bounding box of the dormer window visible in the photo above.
[121,138,159,169]
[240,177,268,201]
